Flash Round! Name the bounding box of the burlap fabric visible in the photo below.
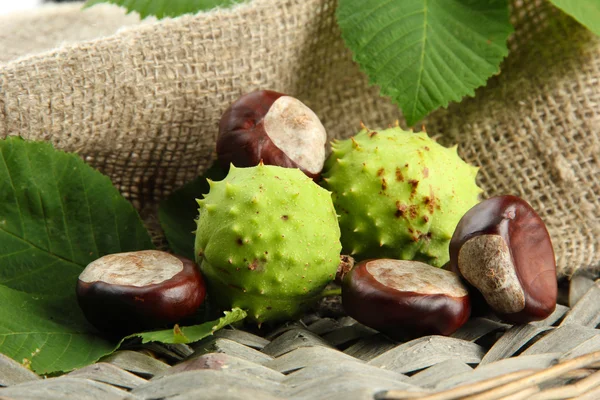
[0,1,597,277]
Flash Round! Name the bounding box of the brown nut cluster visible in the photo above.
[342,259,471,339]
[448,195,557,324]
[76,250,206,337]
[217,90,327,179]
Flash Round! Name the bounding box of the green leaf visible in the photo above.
[0,286,118,375]
[0,137,153,295]
[0,137,153,373]
[549,0,600,36]
[158,163,226,260]
[84,0,245,19]
[128,308,247,344]
[337,0,513,126]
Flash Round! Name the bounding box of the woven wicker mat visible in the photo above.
[1,273,599,400]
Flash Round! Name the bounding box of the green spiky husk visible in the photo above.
[195,164,342,323]
[322,126,482,267]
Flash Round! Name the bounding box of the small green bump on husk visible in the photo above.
[195,165,342,323]
[322,126,481,267]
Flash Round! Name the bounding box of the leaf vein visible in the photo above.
[410,0,429,123]
[0,259,62,286]
[23,146,53,253]
[6,334,28,361]
[419,67,446,107]
[426,41,471,96]
[0,143,26,239]
[0,226,82,268]
[433,20,499,70]
[0,248,32,261]
[29,335,49,365]
[340,0,395,27]
[435,1,507,49]
[375,39,421,81]
[80,168,100,258]
[51,161,77,262]
[357,8,426,54]
[47,335,72,370]
[0,331,92,337]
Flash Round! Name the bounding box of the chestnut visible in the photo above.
[76,250,206,337]
[342,259,471,339]
[217,90,327,179]
[448,195,557,324]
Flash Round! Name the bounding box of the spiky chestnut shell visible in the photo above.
[322,126,482,267]
[194,164,342,323]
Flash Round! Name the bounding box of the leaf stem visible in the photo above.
[320,287,342,298]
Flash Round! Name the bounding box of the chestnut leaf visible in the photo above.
[549,0,600,36]
[84,0,246,20]
[0,286,118,375]
[336,0,513,126]
[126,308,247,344]
[158,162,226,260]
[0,137,153,374]
[0,137,153,295]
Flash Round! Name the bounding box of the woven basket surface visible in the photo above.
[1,273,599,400]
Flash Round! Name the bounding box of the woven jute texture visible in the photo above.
[0,0,598,277]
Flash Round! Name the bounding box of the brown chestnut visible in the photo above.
[217,90,327,179]
[448,195,557,324]
[76,250,206,336]
[342,259,471,339]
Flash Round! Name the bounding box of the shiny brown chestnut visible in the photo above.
[448,195,557,324]
[217,90,327,179]
[342,259,471,339]
[76,250,206,337]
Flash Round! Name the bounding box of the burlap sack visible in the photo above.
[0,0,597,277]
